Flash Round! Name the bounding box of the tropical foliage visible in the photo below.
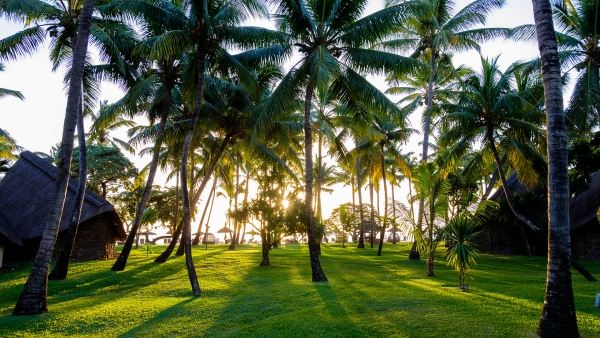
[0,1,595,335]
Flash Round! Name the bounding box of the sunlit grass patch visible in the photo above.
[1,243,599,337]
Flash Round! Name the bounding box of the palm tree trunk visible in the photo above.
[532,1,579,335]
[178,50,206,297]
[351,178,356,243]
[369,176,375,248]
[411,50,437,261]
[483,154,507,200]
[193,179,217,245]
[486,124,541,233]
[230,160,241,249]
[13,0,94,315]
[173,133,230,256]
[377,147,388,256]
[356,157,365,248]
[391,173,397,244]
[48,93,87,281]
[154,221,183,263]
[111,82,173,271]
[304,83,327,282]
[317,135,323,224]
[174,173,179,233]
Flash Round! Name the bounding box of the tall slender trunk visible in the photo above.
[356,157,365,248]
[411,50,437,261]
[351,178,356,243]
[229,161,240,250]
[317,135,323,224]
[391,172,397,244]
[369,176,375,248]
[193,179,217,245]
[171,134,230,257]
[49,93,87,280]
[13,0,94,315]
[304,84,327,282]
[532,1,579,336]
[241,169,250,243]
[174,173,179,233]
[377,146,388,256]
[178,48,206,297]
[111,83,173,271]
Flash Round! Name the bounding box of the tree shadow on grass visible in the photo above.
[115,298,199,338]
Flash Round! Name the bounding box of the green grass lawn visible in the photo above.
[1,243,599,337]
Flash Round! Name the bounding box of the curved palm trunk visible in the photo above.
[48,94,87,280]
[112,84,173,271]
[486,124,541,233]
[483,154,507,200]
[356,157,365,248]
[178,51,207,297]
[154,221,183,263]
[304,84,327,282]
[532,1,579,336]
[377,147,388,256]
[13,0,94,315]
[193,179,217,245]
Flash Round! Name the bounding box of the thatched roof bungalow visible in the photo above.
[0,151,126,267]
[479,172,600,261]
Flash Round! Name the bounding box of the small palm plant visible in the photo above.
[443,214,482,290]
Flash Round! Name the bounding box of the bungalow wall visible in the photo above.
[3,215,119,264]
[571,220,600,262]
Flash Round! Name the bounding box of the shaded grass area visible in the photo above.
[1,243,599,337]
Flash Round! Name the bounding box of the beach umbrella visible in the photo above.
[217,226,233,239]
[245,230,259,236]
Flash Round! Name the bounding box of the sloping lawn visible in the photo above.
[1,243,599,337]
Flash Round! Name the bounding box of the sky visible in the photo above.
[0,0,541,240]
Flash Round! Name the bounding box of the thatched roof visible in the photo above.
[0,151,126,245]
[488,171,600,231]
[488,173,529,201]
[569,171,600,230]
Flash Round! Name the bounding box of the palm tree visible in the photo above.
[512,0,600,136]
[412,160,449,276]
[48,96,88,281]
[87,100,136,154]
[439,56,547,234]
[383,0,507,161]
[0,127,22,162]
[443,214,482,289]
[12,0,95,315]
[383,0,508,259]
[261,0,420,280]
[110,55,182,272]
[0,0,137,109]
[532,0,579,335]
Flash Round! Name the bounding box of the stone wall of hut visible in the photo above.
[54,216,118,261]
[474,222,546,256]
[3,215,118,263]
[571,221,600,262]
